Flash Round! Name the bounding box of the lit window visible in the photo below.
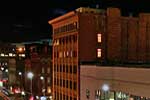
[56,39,59,45]
[66,51,69,57]
[1,53,4,56]
[18,47,23,52]
[64,51,66,58]
[97,34,101,43]
[42,67,44,73]
[5,54,8,57]
[59,52,62,58]
[97,49,101,58]
[47,77,50,83]
[9,53,13,57]
[21,54,25,57]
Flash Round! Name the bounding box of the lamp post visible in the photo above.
[40,76,45,96]
[27,72,34,95]
[18,72,22,91]
[102,84,109,100]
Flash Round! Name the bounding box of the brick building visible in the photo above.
[24,41,52,98]
[49,7,150,100]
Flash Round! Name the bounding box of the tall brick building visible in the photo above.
[24,41,52,98]
[49,7,150,100]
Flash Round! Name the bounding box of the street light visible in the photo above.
[40,76,45,96]
[101,84,109,100]
[27,72,34,95]
[19,72,22,76]
[18,72,23,91]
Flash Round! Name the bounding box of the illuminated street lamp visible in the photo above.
[5,69,8,73]
[27,72,34,94]
[19,72,22,76]
[101,84,109,100]
[40,76,44,80]
[102,84,109,92]
[40,76,45,96]
[18,72,23,90]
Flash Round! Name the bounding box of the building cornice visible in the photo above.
[48,11,76,24]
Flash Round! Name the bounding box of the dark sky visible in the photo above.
[0,0,149,43]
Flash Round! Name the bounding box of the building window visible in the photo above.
[59,51,63,58]
[97,34,102,43]
[47,68,50,73]
[56,39,59,45]
[73,82,77,90]
[42,67,44,73]
[48,77,50,83]
[60,65,62,72]
[73,65,77,74]
[66,65,68,73]
[64,51,66,58]
[73,51,77,57]
[70,50,73,57]
[97,49,101,58]
[70,81,72,89]
[70,65,72,73]
[66,51,69,57]
[63,65,65,72]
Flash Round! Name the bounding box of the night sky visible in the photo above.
[0,0,149,43]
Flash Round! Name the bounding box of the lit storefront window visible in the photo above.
[9,53,13,57]
[1,53,4,57]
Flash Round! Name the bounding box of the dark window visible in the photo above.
[63,80,65,87]
[63,65,65,72]
[66,80,68,88]
[73,51,77,57]
[60,93,62,100]
[70,96,72,100]
[60,79,62,87]
[63,95,65,100]
[62,38,64,44]
[54,65,56,72]
[60,65,62,72]
[57,65,59,72]
[57,79,59,85]
[70,65,72,73]
[73,65,77,74]
[73,82,77,90]
[55,92,57,99]
[73,35,77,42]
[59,38,62,45]
[74,98,77,100]
[70,81,72,89]
[54,78,56,85]
[66,65,68,73]
[66,96,68,100]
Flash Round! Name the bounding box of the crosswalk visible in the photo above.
[0,92,10,100]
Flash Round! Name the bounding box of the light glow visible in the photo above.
[102,84,109,92]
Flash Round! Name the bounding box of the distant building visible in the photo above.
[49,7,150,100]
[24,40,52,98]
[0,42,17,88]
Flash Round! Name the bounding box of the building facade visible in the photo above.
[49,7,106,100]
[0,42,17,88]
[80,65,150,100]
[49,7,150,100]
[24,41,52,99]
